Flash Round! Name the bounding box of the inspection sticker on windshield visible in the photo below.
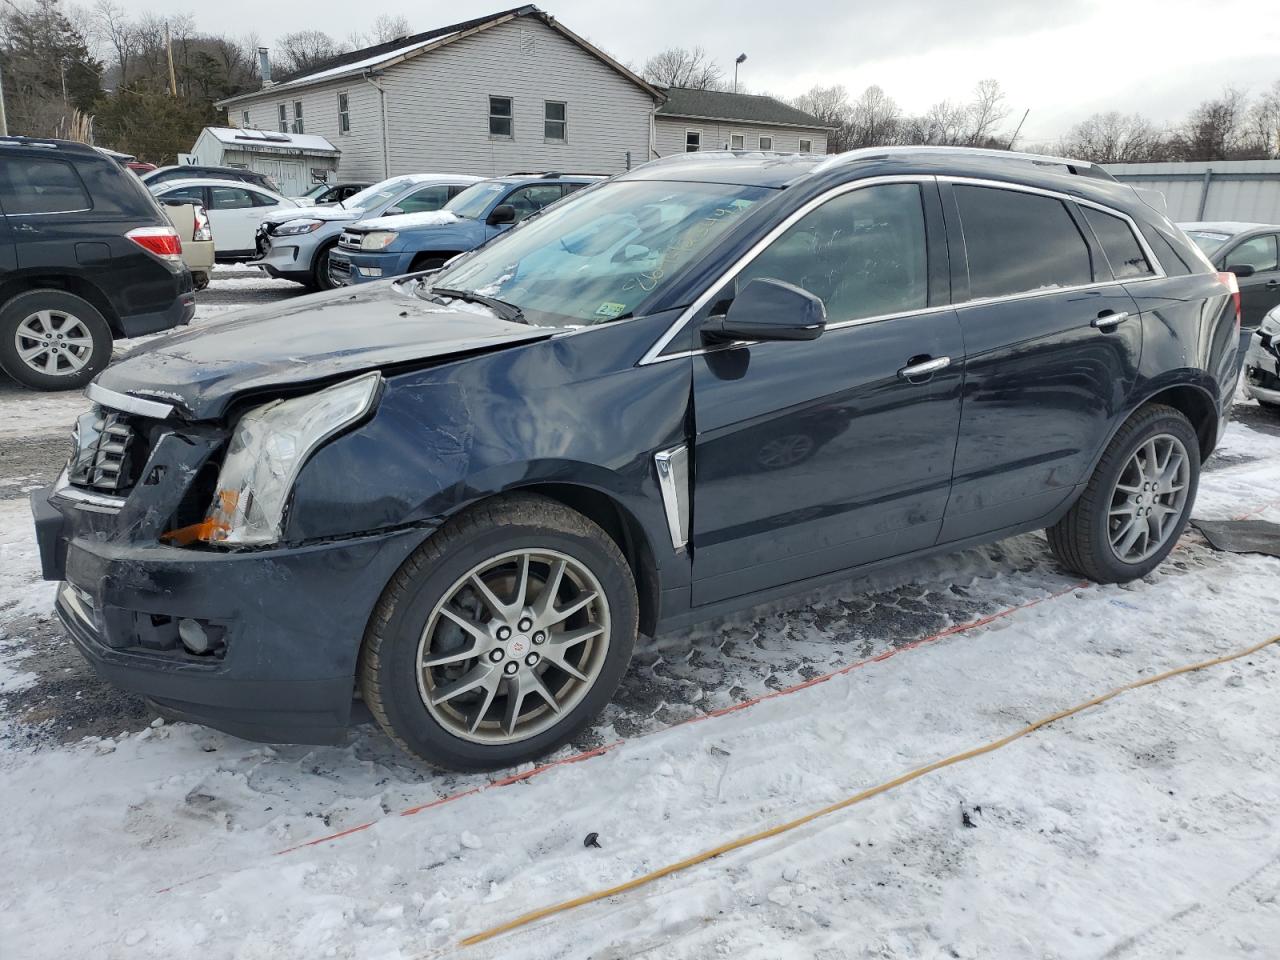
[595,302,627,318]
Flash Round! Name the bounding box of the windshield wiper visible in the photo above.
[429,286,526,324]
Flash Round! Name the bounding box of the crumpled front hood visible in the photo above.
[97,281,562,420]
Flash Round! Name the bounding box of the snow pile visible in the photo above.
[356,210,461,231]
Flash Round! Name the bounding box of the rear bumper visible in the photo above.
[31,484,429,744]
[117,288,196,338]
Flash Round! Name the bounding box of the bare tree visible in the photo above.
[965,78,1008,145]
[91,0,138,87]
[1060,111,1166,163]
[372,14,411,43]
[642,46,723,90]
[792,84,851,150]
[276,29,346,78]
[1244,79,1280,158]
[846,85,901,148]
[1178,87,1250,160]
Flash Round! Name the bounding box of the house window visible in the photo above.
[293,101,304,134]
[730,134,744,150]
[544,101,566,141]
[338,92,350,134]
[277,104,287,133]
[799,138,812,153]
[685,130,701,152]
[241,110,250,128]
[489,96,513,137]
[759,135,773,150]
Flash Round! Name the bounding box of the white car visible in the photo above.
[149,178,300,261]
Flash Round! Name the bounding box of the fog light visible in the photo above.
[357,266,383,277]
[178,618,210,654]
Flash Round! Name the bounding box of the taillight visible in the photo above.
[192,205,212,242]
[1218,271,1242,333]
[128,225,183,262]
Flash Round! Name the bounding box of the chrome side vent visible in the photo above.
[654,445,691,552]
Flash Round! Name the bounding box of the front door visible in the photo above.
[940,182,1143,542]
[1220,232,1280,329]
[690,180,964,605]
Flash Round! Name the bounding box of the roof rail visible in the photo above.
[503,170,610,179]
[812,146,1116,182]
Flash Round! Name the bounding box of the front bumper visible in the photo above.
[1244,329,1280,405]
[31,483,428,744]
[117,287,196,339]
[329,248,415,286]
[252,234,320,283]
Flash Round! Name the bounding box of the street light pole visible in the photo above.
[734,53,747,94]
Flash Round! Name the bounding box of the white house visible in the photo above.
[653,87,829,157]
[215,6,663,181]
[185,127,340,197]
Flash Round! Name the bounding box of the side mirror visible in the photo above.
[1227,263,1257,278]
[383,206,405,217]
[702,278,826,344]
[487,203,516,226]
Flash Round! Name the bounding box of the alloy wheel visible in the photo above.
[1107,433,1190,564]
[14,309,95,377]
[416,549,611,744]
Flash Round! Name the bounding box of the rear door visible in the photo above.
[939,181,1143,542]
[1219,233,1280,329]
[690,179,963,605]
[207,185,281,254]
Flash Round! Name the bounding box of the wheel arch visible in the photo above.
[0,273,122,336]
[1133,382,1220,461]
[410,251,463,271]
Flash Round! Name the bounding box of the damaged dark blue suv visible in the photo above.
[32,148,1239,771]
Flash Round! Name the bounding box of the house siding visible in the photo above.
[232,78,388,182]
[379,19,653,176]
[653,117,827,158]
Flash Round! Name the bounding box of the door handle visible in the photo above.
[898,356,950,381]
[1092,310,1130,329]
[1266,279,1280,288]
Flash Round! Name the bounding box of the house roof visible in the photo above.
[201,127,340,155]
[216,6,662,107]
[656,87,827,130]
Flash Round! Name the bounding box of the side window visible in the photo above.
[161,185,206,204]
[730,183,928,323]
[953,185,1092,300]
[1082,207,1154,279]
[1225,235,1279,273]
[503,184,564,222]
[0,156,92,214]
[447,183,470,200]
[277,104,287,133]
[544,101,566,141]
[489,96,513,137]
[799,138,813,153]
[730,134,744,150]
[685,130,701,152]
[337,92,350,134]
[209,186,256,210]
[292,101,304,134]
[250,190,279,207]
[562,181,588,196]
[398,185,451,213]
[759,135,773,150]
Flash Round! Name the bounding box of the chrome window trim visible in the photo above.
[52,467,125,513]
[86,382,175,419]
[638,173,1168,367]
[654,445,691,551]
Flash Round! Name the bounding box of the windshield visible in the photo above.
[445,181,508,220]
[301,183,330,200]
[342,177,417,212]
[1186,231,1231,256]
[426,180,771,326]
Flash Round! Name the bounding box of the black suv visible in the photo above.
[141,165,281,194]
[0,137,195,390]
[31,148,1238,770]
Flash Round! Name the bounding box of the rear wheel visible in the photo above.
[0,290,113,391]
[359,494,638,771]
[1047,404,1200,583]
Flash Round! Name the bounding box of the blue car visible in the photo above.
[328,173,600,285]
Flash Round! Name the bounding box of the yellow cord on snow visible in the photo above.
[459,632,1280,947]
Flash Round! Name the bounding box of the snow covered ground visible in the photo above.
[1,272,1278,958]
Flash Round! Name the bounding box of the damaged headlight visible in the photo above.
[272,218,324,237]
[201,373,382,545]
[1260,307,1280,338]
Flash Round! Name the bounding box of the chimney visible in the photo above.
[258,47,273,87]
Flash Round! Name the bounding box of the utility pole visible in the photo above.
[733,53,747,94]
[0,63,7,136]
[1007,108,1030,150]
[165,22,177,97]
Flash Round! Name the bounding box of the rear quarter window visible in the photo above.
[0,155,91,214]
[1081,207,1154,280]
[953,185,1093,300]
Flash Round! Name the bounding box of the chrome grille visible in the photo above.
[67,408,150,495]
[338,230,362,250]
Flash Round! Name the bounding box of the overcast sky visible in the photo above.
[105,0,1279,143]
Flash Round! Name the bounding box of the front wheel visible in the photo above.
[310,241,339,291]
[1047,403,1200,583]
[359,494,638,771]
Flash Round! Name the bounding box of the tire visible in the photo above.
[1047,403,1200,583]
[409,254,450,273]
[310,241,339,291]
[0,289,113,391]
[359,493,639,771]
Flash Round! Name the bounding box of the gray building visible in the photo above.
[216,6,663,181]
[1106,159,1280,223]
[653,87,828,157]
